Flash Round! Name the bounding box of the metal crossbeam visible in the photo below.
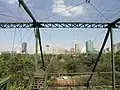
[49,72,120,75]
[0,22,120,28]
[48,84,120,87]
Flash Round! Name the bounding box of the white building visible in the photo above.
[113,43,120,53]
[81,47,86,53]
[44,44,67,54]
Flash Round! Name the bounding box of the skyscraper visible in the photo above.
[22,42,27,53]
[113,43,120,53]
[86,40,94,53]
[45,45,50,54]
[70,48,74,54]
[44,44,54,54]
[75,43,80,54]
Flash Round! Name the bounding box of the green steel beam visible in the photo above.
[49,72,120,75]
[34,28,38,73]
[110,26,116,90]
[44,72,48,90]
[18,0,36,22]
[112,18,120,26]
[36,26,45,70]
[85,29,110,87]
[0,22,120,28]
[18,0,45,73]
[48,84,120,87]
[84,17,120,88]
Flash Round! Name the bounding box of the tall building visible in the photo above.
[74,43,80,54]
[45,45,50,54]
[22,42,27,53]
[44,44,67,54]
[70,48,74,54]
[86,40,94,53]
[44,44,53,54]
[113,43,120,53]
[82,47,86,53]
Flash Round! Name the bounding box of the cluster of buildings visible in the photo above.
[105,43,120,53]
[1,42,27,54]
[113,43,120,52]
[2,41,120,55]
[44,40,97,54]
[44,41,120,55]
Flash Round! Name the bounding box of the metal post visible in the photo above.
[109,26,116,90]
[43,57,54,90]
[37,27,45,70]
[86,29,110,86]
[44,71,48,90]
[35,28,38,73]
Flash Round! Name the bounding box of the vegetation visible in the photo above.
[0,53,34,89]
[0,51,120,89]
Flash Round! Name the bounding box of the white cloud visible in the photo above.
[8,0,16,4]
[52,0,84,17]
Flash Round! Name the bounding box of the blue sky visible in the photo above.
[0,0,120,53]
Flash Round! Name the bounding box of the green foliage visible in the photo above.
[9,84,26,90]
[0,52,120,89]
[0,54,34,89]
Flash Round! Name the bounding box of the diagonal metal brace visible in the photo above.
[18,0,36,22]
[86,29,110,85]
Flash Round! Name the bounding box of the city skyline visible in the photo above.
[1,36,120,54]
[0,39,111,54]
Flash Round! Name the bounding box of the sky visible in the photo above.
[0,0,120,53]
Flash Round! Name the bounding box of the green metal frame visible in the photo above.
[0,0,119,90]
[0,22,120,28]
[110,25,116,90]
[34,27,38,73]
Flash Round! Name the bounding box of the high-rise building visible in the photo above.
[44,44,53,54]
[44,44,67,54]
[45,45,50,54]
[81,47,86,53]
[22,42,27,53]
[70,48,74,54]
[86,40,94,53]
[75,43,80,54]
[113,43,120,52]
